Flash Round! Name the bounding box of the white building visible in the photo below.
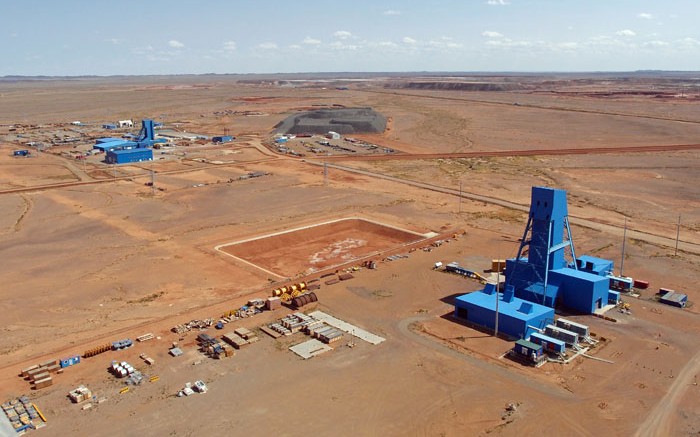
[118,120,134,128]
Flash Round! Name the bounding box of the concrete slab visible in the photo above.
[289,339,333,360]
[309,311,385,345]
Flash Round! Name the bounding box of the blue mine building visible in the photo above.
[454,186,615,338]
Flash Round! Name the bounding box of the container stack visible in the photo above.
[307,323,344,344]
[21,359,64,390]
[68,385,93,403]
[222,327,259,350]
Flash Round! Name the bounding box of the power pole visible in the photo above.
[151,169,156,196]
[620,217,627,277]
[675,215,681,256]
[495,246,500,338]
[458,181,462,214]
[323,162,328,186]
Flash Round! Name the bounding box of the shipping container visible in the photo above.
[60,355,81,368]
[529,332,566,354]
[659,291,688,308]
[608,275,634,292]
[544,325,579,345]
[633,279,649,289]
[513,339,544,360]
[555,318,589,337]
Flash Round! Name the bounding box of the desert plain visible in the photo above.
[0,73,699,436]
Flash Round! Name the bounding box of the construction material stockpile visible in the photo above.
[292,292,318,308]
[274,108,386,135]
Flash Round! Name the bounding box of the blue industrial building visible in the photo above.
[106,148,153,164]
[454,284,554,339]
[504,187,613,314]
[453,186,616,339]
[94,119,164,163]
[94,140,138,153]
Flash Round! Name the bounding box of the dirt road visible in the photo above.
[309,161,700,255]
[635,349,700,436]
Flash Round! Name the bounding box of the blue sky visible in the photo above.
[2,0,700,75]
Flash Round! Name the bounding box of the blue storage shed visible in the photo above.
[454,284,555,339]
[513,339,544,360]
[529,332,566,354]
[103,124,117,130]
[213,135,233,143]
[60,355,81,368]
[659,291,687,308]
[106,148,153,164]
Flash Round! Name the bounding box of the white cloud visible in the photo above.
[677,37,700,47]
[106,38,122,45]
[402,36,417,44]
[132,45,154,55]
[329,41,359,51]
[383,9,401,16]
[486,38,532,48]
[482,31,504,38]
[427,39,464,50]
[615,29,636,37]
[378,41,398,47]
[303,37,321,45]
[638,12,653,20]
[168,40,185,48]
[258,42,278,50]
[289,44,301,50]
[223,41,237,51]
[487,0,509,5]
[643,40,668,47]
[334,31,352,40]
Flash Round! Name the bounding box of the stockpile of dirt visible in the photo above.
[274,107,386,135]
[388,81,523,91]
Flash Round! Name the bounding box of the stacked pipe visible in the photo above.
[272,282,307,302]
[292,292,318,308]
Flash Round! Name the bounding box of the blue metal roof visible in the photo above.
[110,147,151,155]
[551,267,608,282]
[576,255,613,275]
[96,137,124,144]
[455,285,553,322]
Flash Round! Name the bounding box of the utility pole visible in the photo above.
[458,181,462,214]
[675,215,681,256]
[151,169,156,196]
[620,217,627,277]
[323,162,328,186]
[495,246,500,338]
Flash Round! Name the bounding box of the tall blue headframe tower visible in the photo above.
[453,186,615,338]
[504,187,612,313]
